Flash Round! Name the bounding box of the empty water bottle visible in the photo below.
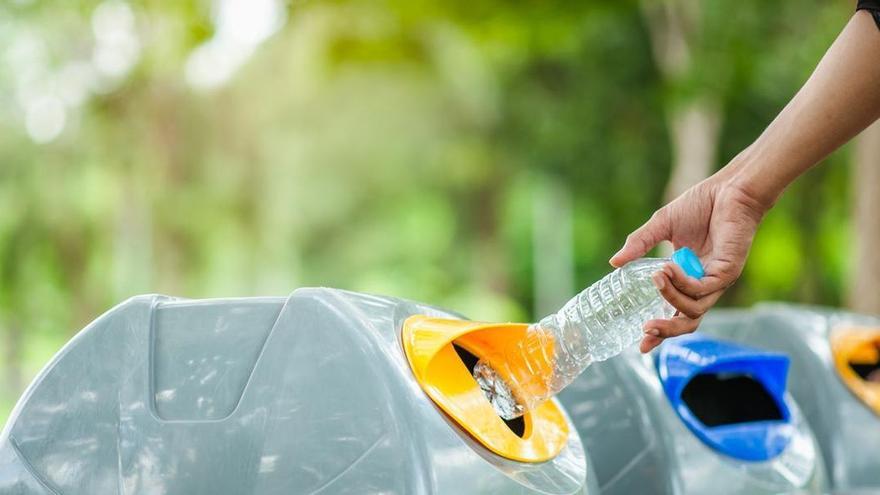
[473,247,705,419]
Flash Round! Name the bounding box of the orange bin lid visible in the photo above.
[401,315,569,463]
[831,326,880,416]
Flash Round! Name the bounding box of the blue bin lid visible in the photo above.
[656,334,793,461]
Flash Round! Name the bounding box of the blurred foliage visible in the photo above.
[0,0,856,423]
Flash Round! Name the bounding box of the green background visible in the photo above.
[0,0,859,424]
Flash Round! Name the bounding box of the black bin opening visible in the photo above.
[452,343,526,437]
[850,362,880,383]
[849,342,880,383]
[681,372,784,427]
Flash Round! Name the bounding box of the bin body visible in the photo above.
[557,334,827,495]
[702,304,880,492]
[0,289,593,495]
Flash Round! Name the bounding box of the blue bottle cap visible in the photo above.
[671,247,705,279]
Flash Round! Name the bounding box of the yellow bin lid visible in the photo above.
[401,315,569,463]
[831,326,880,416]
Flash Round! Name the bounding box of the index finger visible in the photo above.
[609,210,670,267]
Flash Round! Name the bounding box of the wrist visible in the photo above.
[723,146,786,212]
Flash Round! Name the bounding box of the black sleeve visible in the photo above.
[858,0,880,30]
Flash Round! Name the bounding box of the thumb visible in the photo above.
[609,210,669,267]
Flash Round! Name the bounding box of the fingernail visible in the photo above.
[652,272,665,289]
[609,250,623,265]
[645,328,660,336]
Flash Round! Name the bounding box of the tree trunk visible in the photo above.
[848,120,880,314]
[663,98,721,202]
[641,0,721,255]
[472,178,510,297]
[532,177,574,317]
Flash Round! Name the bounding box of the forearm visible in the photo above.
[727,11,880,207]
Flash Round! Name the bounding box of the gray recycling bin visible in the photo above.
[701,304,880,493]
[557,333,828,495]
[0,289,596,494]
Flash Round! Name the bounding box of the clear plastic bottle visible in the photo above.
[473,247,704,420]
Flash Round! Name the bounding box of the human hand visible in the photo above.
[609,175,769,353]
